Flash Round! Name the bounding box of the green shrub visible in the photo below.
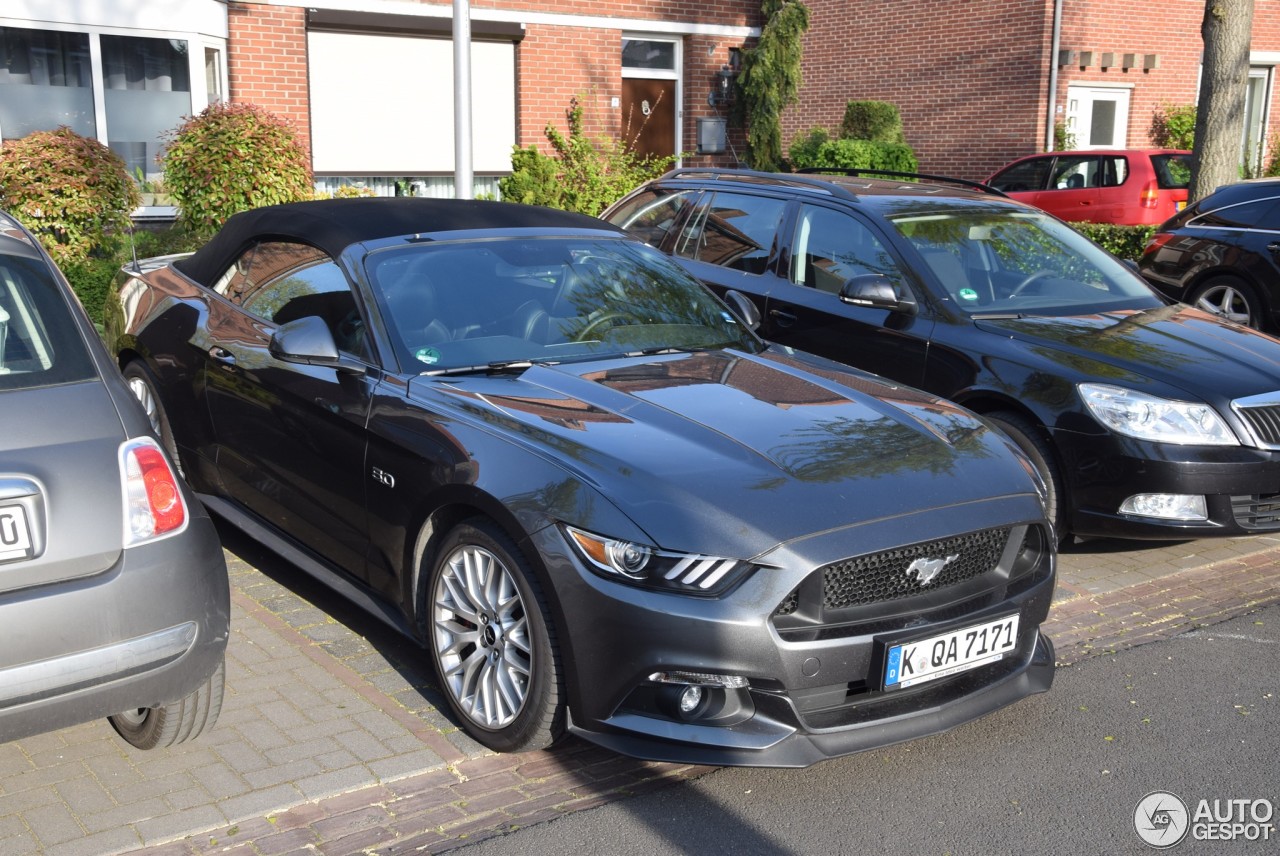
[0,127,139,269]
[162,102,312,238]
[1149,103,1196,150]
[788,127,832,167]
[737,0,811,172]
[1053,120,1077,151]
[795,138,918,173]
[60,255,123,325]
[499,98,676,216]
[1070,222,1156,262]
[840,101,906,144]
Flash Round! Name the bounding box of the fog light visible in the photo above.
[678,685,703,714]
[649,670,749,689]
[1118,493,1208,521]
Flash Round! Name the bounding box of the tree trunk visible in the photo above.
[1190,0,1255,202]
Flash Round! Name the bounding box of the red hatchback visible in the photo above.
[986,149,1191,225]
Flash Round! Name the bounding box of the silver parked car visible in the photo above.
[0,210,229,749]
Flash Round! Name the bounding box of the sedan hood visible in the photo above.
[974,305,1280,400]
[410,348,1039,558]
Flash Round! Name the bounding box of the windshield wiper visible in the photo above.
[970,311,1027,320]
[421,359,548,377]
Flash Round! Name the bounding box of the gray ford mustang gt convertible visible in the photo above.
[106,198,1055,767]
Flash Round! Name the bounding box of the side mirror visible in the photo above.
[839,274,918,315]
[269,315,366,375]
[723,289,762,330]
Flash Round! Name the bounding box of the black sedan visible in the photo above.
[1140,177,1280,331]
[106,198,1055,767]
[605,169,1280,543]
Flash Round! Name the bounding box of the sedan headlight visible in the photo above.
[1078,383,1237,446]
[564,525,753,596]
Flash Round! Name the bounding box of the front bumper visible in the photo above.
[1054,428,1280,539]
[0,508,229,744]
[533,498,1056,768]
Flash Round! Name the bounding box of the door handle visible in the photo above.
[1267,241,1280,254]
[208,346,237,367]
[769,308,797,327]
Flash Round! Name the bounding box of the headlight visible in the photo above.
[1078,383,1237,446]
[564,525,753,596]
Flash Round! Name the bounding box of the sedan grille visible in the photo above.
[820,527,1010,610]
[1231,393,1280,449]
[1231,494,1280,530]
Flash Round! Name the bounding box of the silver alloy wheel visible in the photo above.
[113,708,149,727]
[1195,283,1254,326]
[127,376,161,435]
[432,544,533,730]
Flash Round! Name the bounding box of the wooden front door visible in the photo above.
[621,78,676,161]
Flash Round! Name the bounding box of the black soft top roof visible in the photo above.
[172,197,620,288]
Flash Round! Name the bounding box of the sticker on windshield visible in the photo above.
[415,347,441,365]
[958,288,980,302]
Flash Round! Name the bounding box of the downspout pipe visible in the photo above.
[454,0,474,199]
[1046,0,1063,151]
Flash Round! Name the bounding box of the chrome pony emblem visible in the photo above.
[905,554,959,586]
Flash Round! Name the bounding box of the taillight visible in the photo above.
[121,438,187,544]
[1139,179,1159,209]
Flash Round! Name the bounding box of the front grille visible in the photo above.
[1232,493,1280,530]
[819,527,1010,611]
[1232,394,1280,449]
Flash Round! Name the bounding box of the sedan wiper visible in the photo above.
[421,359,546,377]
[970,312,1027,320]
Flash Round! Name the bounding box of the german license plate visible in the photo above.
[1175,200,1187,211]
[0,503,34,562]
[885,614,1020,689]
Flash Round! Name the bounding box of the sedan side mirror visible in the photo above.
[723,289,762,330]
[269,315,366,375]
[839,274,918,316]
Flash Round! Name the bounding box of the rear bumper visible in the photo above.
[0,508,229,744]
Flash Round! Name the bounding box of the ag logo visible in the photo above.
[905,554,957,587]
[1135,791,1190,848]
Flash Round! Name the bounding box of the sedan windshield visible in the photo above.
[888,208,1164,317]
[367,236,761,372]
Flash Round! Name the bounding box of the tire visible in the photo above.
[985,411,1068,546]
[122,361,184,477]
[1190,277,1262,329]
[109,657,225,750]
[427,518,565,753]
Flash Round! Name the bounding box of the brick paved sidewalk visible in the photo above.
[2,531,1278,855]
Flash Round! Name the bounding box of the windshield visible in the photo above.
[888,208,1163,317]
[366,236,761,372]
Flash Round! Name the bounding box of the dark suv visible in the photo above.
[604,168,1280,543]
[1139,177,1280,332]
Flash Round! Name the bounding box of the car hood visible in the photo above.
[409,348,1039,558]
[974,305,1280,400]
[0,379,128,593]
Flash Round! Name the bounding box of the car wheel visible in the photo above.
[123,361,184,477]
[109,657,225,750]
[985,411,1067,546]
[1190,277,1262,329]
[427,518,565,752]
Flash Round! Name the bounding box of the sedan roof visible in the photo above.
[172,198,619,289]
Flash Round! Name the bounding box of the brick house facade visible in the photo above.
[787,0,1280,181]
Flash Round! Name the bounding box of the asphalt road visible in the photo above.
[451,606,1280,856]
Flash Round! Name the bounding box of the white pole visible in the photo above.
[453,0,474,199]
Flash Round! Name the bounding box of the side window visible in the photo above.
[1050,155,1100,190]
[213,241,329,303]
[1099,156,1128,187]
[989,158,1051,192]
[242,259,371,360]
[1194,198,1280,230]
[789,206,909,295]
[605,189,697,247]
[673,191,786,274]
[1152,154,1192,189]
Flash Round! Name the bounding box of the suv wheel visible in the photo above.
[1191,277,1262,329]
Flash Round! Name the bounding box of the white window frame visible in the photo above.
[1065,82,1133,149]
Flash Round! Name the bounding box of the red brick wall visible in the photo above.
[227,3,311,158]
[227,0,761,173]
[787,0,1280,182]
